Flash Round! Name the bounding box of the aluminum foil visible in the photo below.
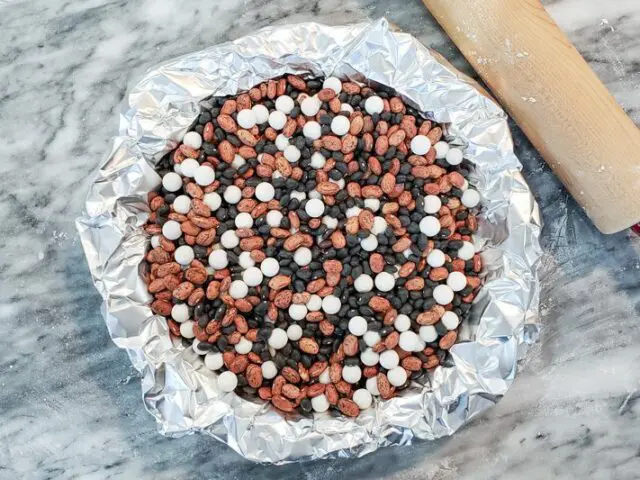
[76,18,542,463]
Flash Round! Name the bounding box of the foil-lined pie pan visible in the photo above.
[76,18,542,463]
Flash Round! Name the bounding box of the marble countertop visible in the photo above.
[1,0,640,478]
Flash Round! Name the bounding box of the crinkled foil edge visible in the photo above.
[76,18,542,464]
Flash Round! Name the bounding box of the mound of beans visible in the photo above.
[142,75,483,417]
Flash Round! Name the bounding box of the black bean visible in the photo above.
[216,336,228,351]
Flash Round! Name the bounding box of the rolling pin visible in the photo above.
[423,0,640,234]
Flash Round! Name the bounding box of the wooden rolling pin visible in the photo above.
[423,0,640,234]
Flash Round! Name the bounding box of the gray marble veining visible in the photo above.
[0,0,639,479]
